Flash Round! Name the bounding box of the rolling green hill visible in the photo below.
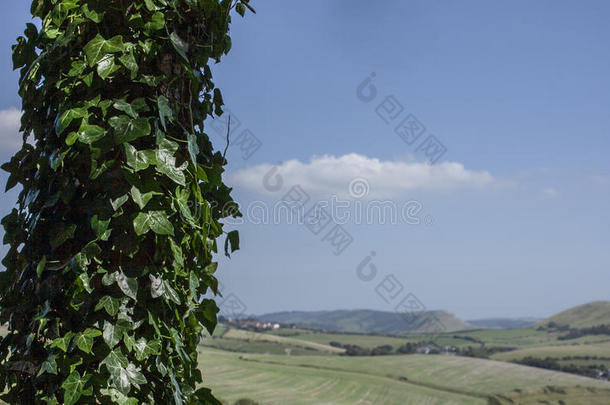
[199,348,610,404]
[258,309,472,334]
[468,317,540,329]
[536,301,610,329]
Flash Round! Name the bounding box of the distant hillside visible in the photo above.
[468,318,540,329]
[536,301,610,329]
[258,309,472,334]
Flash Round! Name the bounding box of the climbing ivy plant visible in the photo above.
[0,0,252,403]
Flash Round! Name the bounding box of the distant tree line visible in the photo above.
[515,356,610,380]
[557,324,610,340]
[330,342,394,356]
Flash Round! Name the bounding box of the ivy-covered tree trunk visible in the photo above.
[0,1,251,403]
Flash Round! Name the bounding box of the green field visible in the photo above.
[267,328,411,350]
[491,341,610,362]
[199,348,610,404]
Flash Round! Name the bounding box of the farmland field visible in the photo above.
[199,348,610,404]
[491,341,610,362]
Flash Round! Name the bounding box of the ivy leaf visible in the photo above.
[130,186,157,209]
[189,271,200,297]
[224,230,240,257]
[55,108,87,135]
[144,12,166,31]
[187,133,199,166]
[124,143,157,172]
[100,388,138,405]
[119,51,138,78]
[111,195,129,211]
[157,96,173,131]
[103,320,129,349]
[163,280,181,305]
[101,349,131,394]
[170,31,189,61]
[134,337,161,361]
[236,3,246,17]
[95,296,120,316]
[174,187,197,227]
[97,54,119,79]
[110,115,151,144]
[50,332,74,353]
[113,100,139,119]
[125,363,147,387]
[91,215,111,240]
[37,355,58,377]
[78,273,93,294]
[36,255,47,277]
[74,328,102,354]
[62,371,90,405]
[200,299,220,335]
[115,272,138,300]
[78,123,106,144]
[156,139,186,186]
[149,274,165,298]
[84,34,125,67]
[170,370,184,405]
[134,211,174,236]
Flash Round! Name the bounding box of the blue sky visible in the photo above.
[1,1,609,320]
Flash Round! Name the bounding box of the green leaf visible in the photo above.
[50,333,74,353]
[103,320,128,349]
[189,271,200,297]
[224,230,240,256]
[55,108,86,135]
[145,12,166,31]
[91,215,111,240]
[170,370,184,405]
[84,34,125,67]
[170,31,189,61]
[116,272,138,300]
[36,255,47,277]
[124,143,157,172]
[163,280,181,305]
[113,100,138,119]
[77,123,106,144]
[157,96,173,131]
[37,355,58,377]
[74,328,101,354]
[95,296,120,317]
[125,363,147,387]
[187,133,199,166]
[111,195,129,211]
[78,273,93,294]
[110,115,151,144]
[134,211,174,236]
[130,186,157,209]
[100,388,138,405]
[97,54,120,79]
[119,51,139,78]
[149,274,165,298]
[62,371,89,405]
[236,3,246,16]
[156,139,187,186]
[101,349,130,394]
[134,337,161,361]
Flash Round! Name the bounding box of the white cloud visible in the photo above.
[541,187,559,199]
[0,107,22,154]
[592,174,610,186]
[230,153,495,199]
